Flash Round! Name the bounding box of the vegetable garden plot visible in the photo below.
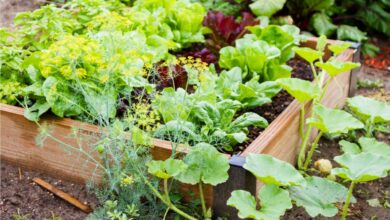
[0,37,359,217]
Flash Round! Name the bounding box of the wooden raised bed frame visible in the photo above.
[0,37,360,218]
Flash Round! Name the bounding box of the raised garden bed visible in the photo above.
[0,37,360,218]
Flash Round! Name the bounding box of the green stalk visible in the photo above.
[341,181,355,220]
[303,131,323,170]
[299,103,305,139]
[318,78,332,103]
[365,118,374,137]
[298,124,312,169]
[198,182,208,219]
[310,62,318,83]
[142,178,197,220]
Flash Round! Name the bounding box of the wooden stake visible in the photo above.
[32,177,92,213]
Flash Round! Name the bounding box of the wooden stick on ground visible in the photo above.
[32,177,92,213]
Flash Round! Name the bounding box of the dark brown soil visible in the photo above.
[239,58,315,151]
[0,162,98,220]
[0,0,43,28]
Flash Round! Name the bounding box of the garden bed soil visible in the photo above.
[0,162,98,220]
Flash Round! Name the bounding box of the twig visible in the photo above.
[18,168,22,180]
[32,177,92,213]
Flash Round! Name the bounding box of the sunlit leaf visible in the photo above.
[289,176,352,217]
[307,104,364,134]
[332,153,390,182]
[276,78,320,103]
[177,143,229,185]
[316,60,360,77]
[347,96,390,123]
[293,47,324,63]
[328,42,352,55]
[147,158,187,179]
[244,154,305,186]
[250,0,286,17]
[227,184,292,220]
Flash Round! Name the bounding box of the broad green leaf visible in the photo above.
[192,101,220,126]
[147,158,187,179]
[258,184,292,220]
[219,46,246,70]
[328,42,352,56]
[276,78,320,103]
[337,25,368,42]
[227,185,292,220]
[339,140,361,154]
[42,77,84,118]
[244,154,305,186]
[310,12,337,37]
[257,25,295,51]
[294,47,323,63]
[332,153,390,182]
[347,96,390,123]
[358,137,390,157]
[316,35,327,52]
[24,98,51,121]
[306,104,364,134]
[227,190,262,219]
[153,88,192,123]
[316,60,360,77]
[177,143,229,185]
[289,176,351,217]
[229,112,268,132]
[249,0,286,17]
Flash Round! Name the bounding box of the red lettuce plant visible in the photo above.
[203,11,258,50]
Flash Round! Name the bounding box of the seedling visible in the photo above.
[332,153,390,220]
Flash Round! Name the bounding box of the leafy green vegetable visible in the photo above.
[347,96,390,124]
[250,0,286,17]
[276,78,320,103]
[147,158,187,179]
[310,12,337,37]
[340,137,390,156]
[228,184,292,220]
[337,25,368,42]
[289,176,352,217]
[244,154,305,186]
[316,60,360,77]
[177,143,229,185]
[306,104,364,134]
[328,42,352,56]
[332,153,390,182]
[293,47,323,63]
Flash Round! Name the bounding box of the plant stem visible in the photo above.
[318,78,332,102]
[365,118,374,137]
[303,131,323,170]
[298,124,312,169]
[299,103,305,139]
[310,62,318,83]
[198,182,208,219]
[142,178,197,220]
[341,181,355,220]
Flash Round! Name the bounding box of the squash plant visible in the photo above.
[147,143,229,220]
[347,96,390,137]
[228,154,352,219]
[276,35,361,170]
[332,152,390,220]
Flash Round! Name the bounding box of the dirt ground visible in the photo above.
[0,0,43,27]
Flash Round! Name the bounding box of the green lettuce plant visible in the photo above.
[332,153,390,220]
[228,154,351,219]
[218,24,301,82]
[347,96,390,137]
